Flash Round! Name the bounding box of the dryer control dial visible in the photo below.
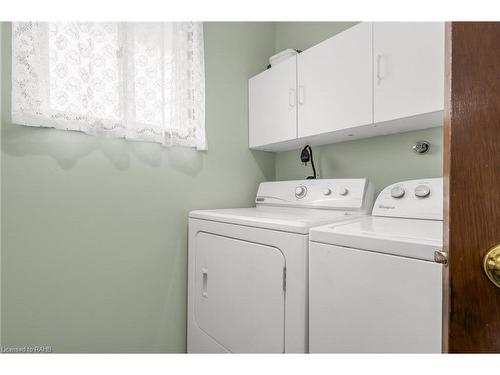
[390,185,405,198]
[295,185,307,199]
[339,187,349,196]
[323,188,332,196]
[414,185,431,198]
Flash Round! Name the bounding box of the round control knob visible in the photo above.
[390,185,405,199]
[323,188,332,196]
[295,185,307,199]
[339,187,349,196]
[414,185,431,198]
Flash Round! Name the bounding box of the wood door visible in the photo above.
[297,22,372,138]
[443,22,500,353]
[373,22,445,123]
[248,56,297,149]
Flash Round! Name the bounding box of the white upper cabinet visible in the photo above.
[373,22,445,123]
[248,22,445,151]
[248,56,297,148]
[297,22,373,138]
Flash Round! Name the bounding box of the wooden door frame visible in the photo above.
[443,22,500,353]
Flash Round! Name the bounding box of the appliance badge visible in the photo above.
[378,204,395,209]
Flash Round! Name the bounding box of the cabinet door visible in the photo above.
[297,22,372,138]
[373,22,445,123]
[248,56,297,149]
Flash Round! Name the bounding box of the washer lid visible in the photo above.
[309,216,443,261]
[189,206,361,234]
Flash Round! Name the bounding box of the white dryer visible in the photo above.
[187,178,374,353]
[309,178,444,353]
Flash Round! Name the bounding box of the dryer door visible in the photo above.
[194,232,286,353]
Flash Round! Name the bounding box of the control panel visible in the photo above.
[372,178,443,220]
[256,179,375,212]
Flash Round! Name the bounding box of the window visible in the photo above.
[11,22,207,150]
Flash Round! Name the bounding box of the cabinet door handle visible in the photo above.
[202,268,208,298]
[289,88,296,107]
[376,54,385,84]
[298,85,305,105]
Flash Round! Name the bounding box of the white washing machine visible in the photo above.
[309,178,444,353]
[187,178,375,353]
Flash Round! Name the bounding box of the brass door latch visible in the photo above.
[434,251,448,265]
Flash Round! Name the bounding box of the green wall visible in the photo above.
[273,22,443,193]
[275,128,443,195]
[275,22,359,52]
[1,22,275,353]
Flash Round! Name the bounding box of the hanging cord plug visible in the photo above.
[300,145,317,179]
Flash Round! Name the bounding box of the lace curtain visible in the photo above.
[11,22,207,150]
